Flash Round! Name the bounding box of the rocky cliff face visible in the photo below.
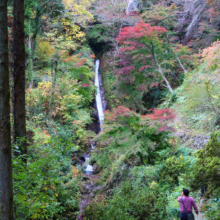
[176,132,209,149]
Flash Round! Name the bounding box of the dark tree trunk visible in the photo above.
[0,0,14,218]
[49,60,58,119]
[13,0,26,155]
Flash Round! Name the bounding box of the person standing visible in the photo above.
[177,188,199,220]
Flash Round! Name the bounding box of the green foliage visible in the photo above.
[87,23,116,44]
[27,45,95,147]
[141,3,178,31]
[187,132,220,197]
[200,198,220,220]
[91,106,173,181]
[87,145,197,220]
[169,61,220,132]
[27,78,92,124]
[21,26,96,218]
[86,167,167,220]
[158,155,192,187]
[116,83,147,113]
[143,86,167,110]
[154,146,196,190]
[13,136,81,219]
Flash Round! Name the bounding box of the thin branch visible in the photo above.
[151,43,174,94]
[165,33,187,74]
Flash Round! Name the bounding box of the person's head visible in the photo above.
[183,188,190,196]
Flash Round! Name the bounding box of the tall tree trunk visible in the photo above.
[13,0,26,156]
[31,9,42,61]
[49,60,58,119]
[28,18,33,89]
[0,0,14,218]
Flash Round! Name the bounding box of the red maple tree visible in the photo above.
[116,21,167,42]
[115,21,174,94]
[105,105,175,132]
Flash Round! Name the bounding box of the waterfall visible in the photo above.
[126,0,141,15]
[84,60,104,174]
[95,60,104,130]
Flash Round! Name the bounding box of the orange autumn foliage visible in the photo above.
[71,166,79,178]
[43,130,51,137]
[201,40,220,70]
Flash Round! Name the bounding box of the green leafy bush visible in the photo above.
[13,136,81,219]
[85,167,167,220]
[187,131,220,196]
[91,106,174,181]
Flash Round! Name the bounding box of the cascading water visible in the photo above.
[94,60,104,130]
[126,0,141,15]
[83,60,104,175]
[77,60,105,219]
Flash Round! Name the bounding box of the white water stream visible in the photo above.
[84,60,104,173]
[94,60,104,130]
[126,0,141,15]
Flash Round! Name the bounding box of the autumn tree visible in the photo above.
[141,3,178,30]
[25,0,64,87]
[116,21,174,94]
[25,0,96,87]
[26,0,94,61]
[0,0,14,218]
[201,39,220,70]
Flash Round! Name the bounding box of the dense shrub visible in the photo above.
[13,137,81,219]
[91,106,175,181]
[187,131,220,196]
[86,167,167,220]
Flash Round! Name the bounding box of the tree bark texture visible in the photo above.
[13,0,26,155]
[0,0,14,218]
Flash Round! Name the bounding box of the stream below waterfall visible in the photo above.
[77,60,105,220]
